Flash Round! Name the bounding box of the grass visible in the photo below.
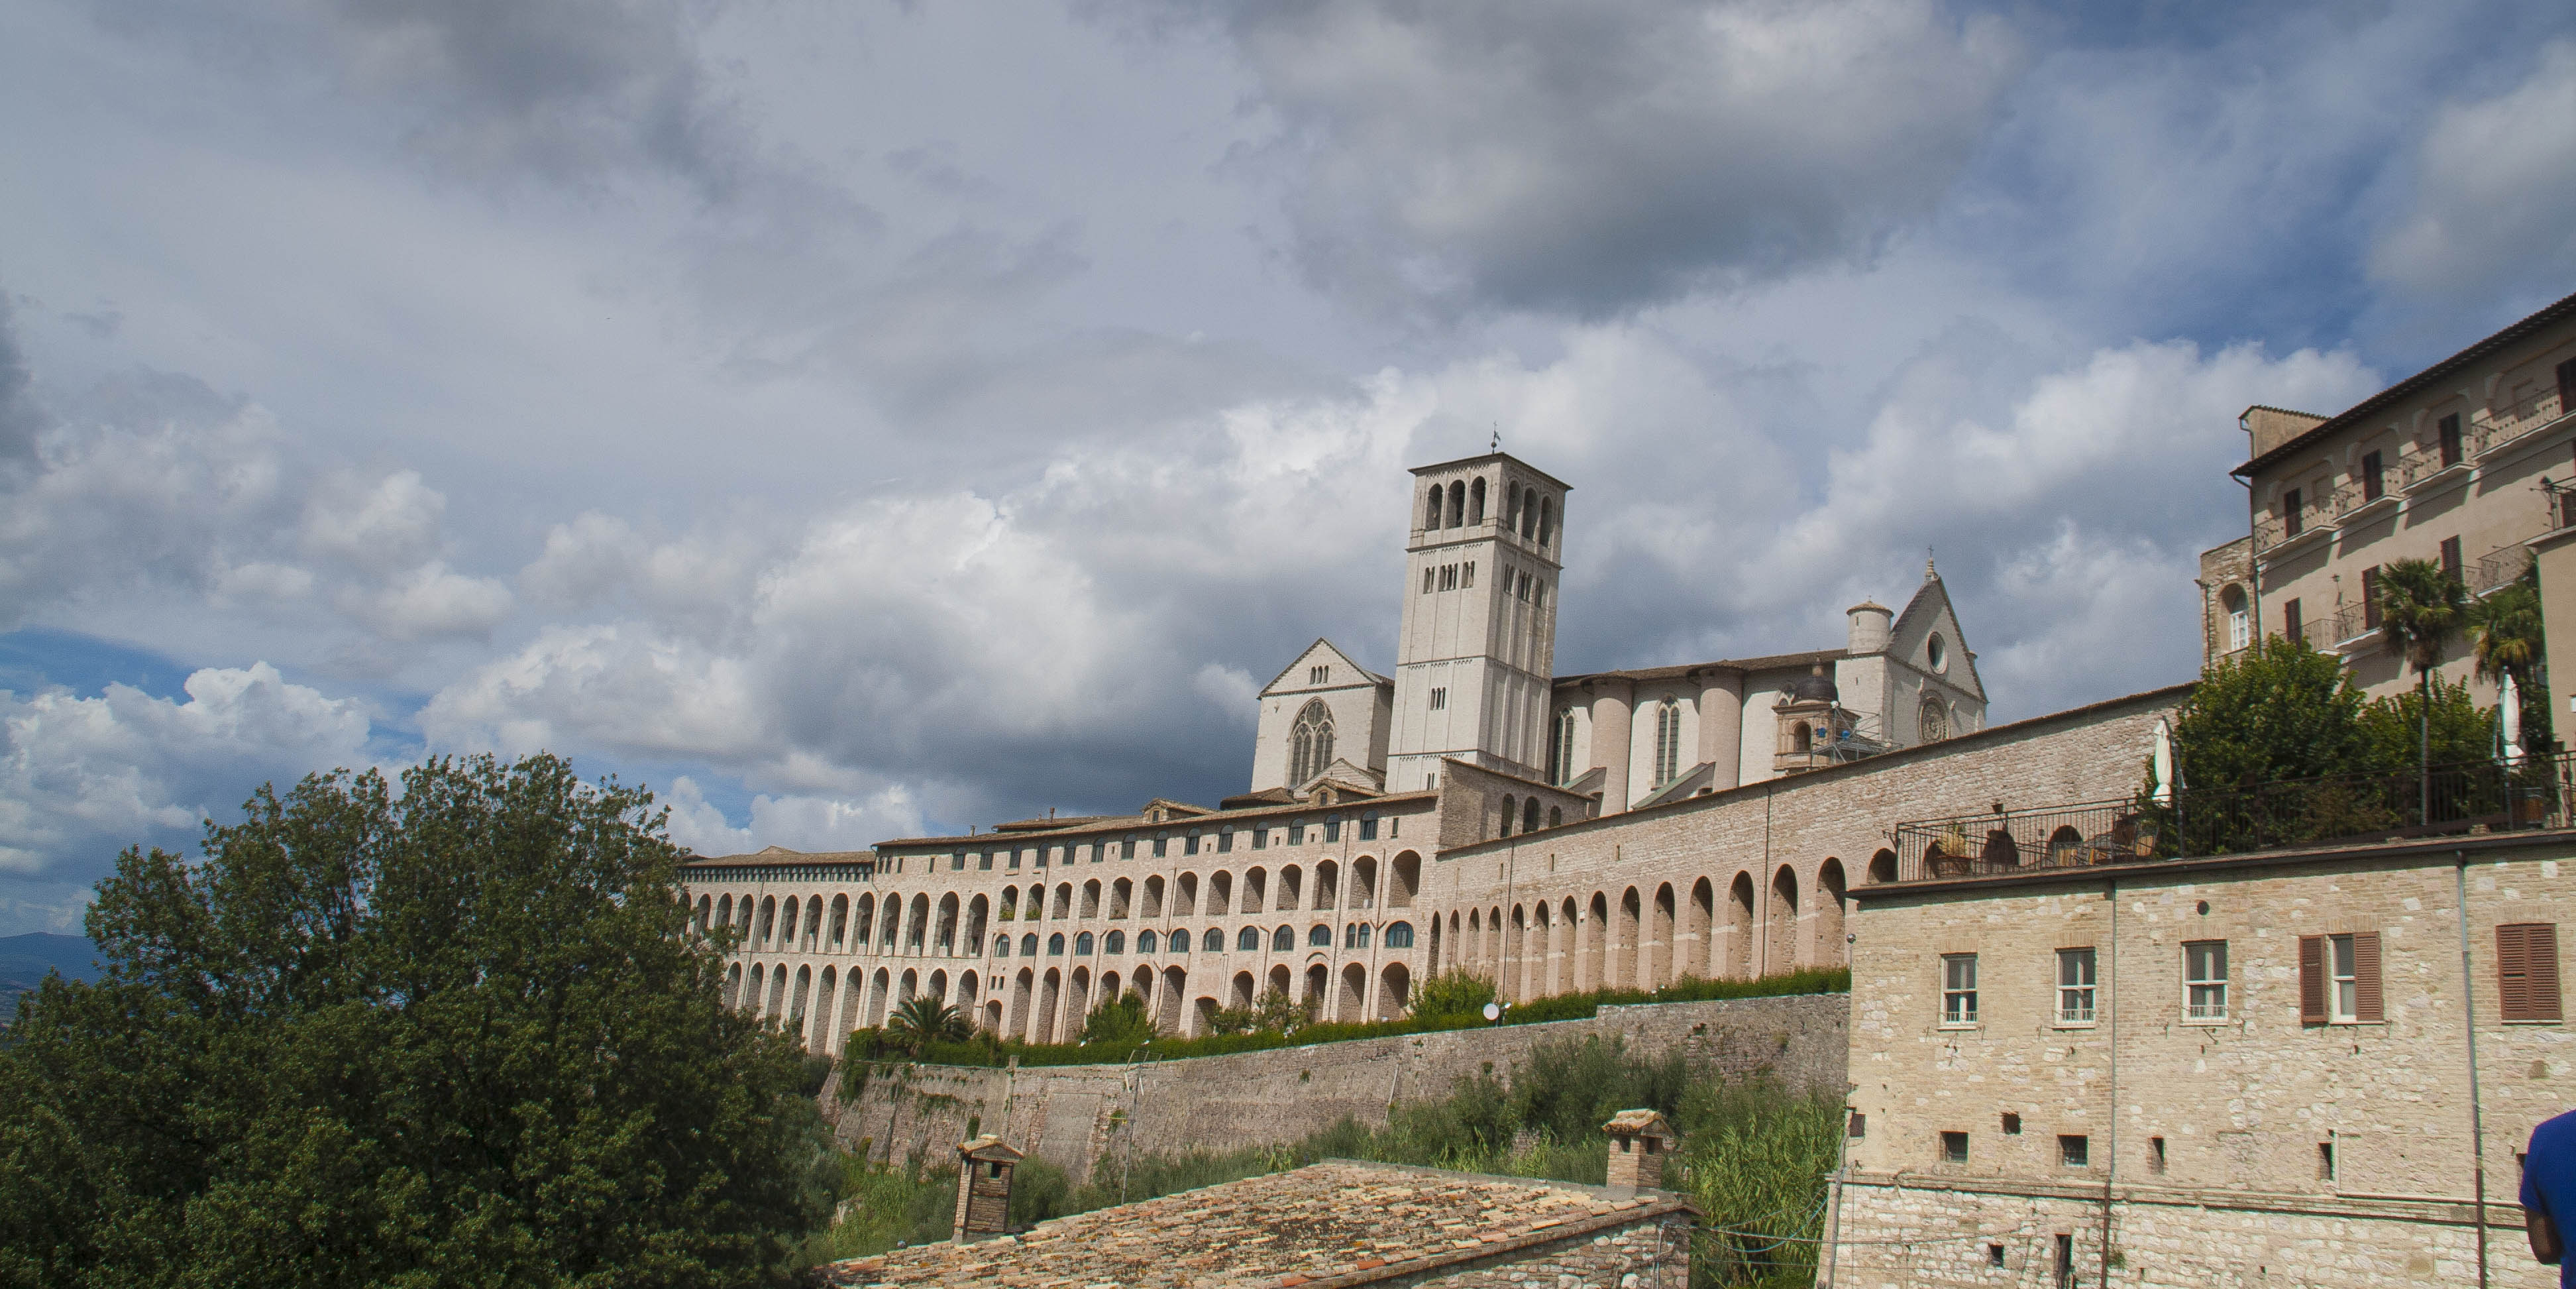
[809,1033,1841,1287]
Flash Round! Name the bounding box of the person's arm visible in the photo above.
[2534,1208,2563,1265]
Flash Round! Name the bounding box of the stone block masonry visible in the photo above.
[822,992,1847,1182]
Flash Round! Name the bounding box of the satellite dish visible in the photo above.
[1481,1002,1501,1021]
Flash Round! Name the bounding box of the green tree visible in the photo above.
[2468,567,2551,751]
[1075,991,1156,1047]
[2168,634,2371,789]
[0,755,828,1288]
[2358,674,2498,771]
[1407,969,1498,1021]
[2376,557,2472,812]
[885,997,971,1052]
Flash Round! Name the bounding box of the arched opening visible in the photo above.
[1389,852,1420,908]
[1159,966,1188,1034]
[1817,860,1848,965]
[965,894,989,950]
[1767,866,1800,973]
[1685,877,1715,980]
[1304,964,1328,1013]
[757,896,777,947]
[1505,905,1526,999]
[1176,872,1199,917]
[1142,876,1165,919]
[1379,962,1411,1019]
[804,897,825,949]
[1065,968,1091,1029]
[1053,883,1073,919]
[1792,722,1813,755]
[1230,971,1256,1009]
[812,968,836,1052]
[1208,870,1232,912]
[714,894,732,936]
[1585,891,1610,991]
[1008,970,1032,1039]
[1269,963,1293,1003]
[1523,797,1542,834]
[837,965,865,1042]
[1110,877,1133,919]
[1272,924,1293,952]
[1447,480,1466,527]
[1727,873,1756,979]
[1919,696,1950,742]
[908,894,930,951]
[1278,866,1303,910]
[1243,867,1267,912]
[1648,883,1676,990]
[766,964,789,1019]
[1982,828,2020,869]
[983,999,1003,1031]
[1615,888,1642,989]
[1868,848,1898,884]
[1338,963,1368,1022]
[1314,860,1340,909]
[2220,582,2250,652]
[897,969,919,1007]
[723,962,742,1009]
[1081,879,1102,918]
[2049,825,2086,865]
[926,969,949,1006]
[1036,969,1062,1043]
[695,895,712,935]
[1193,996,1220,1037]
[747,964,767,1015]
[867,968,891,1027]
[1468,476,1486,524]
[937,893,961,953]
[1538,496,1554,546]
[1308,923,1331,947]
[1351,856,1377,909]
[1500,795,1516,838]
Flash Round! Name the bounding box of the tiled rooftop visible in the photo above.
[817,1160,1688,1289]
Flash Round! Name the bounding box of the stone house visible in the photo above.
[2201,289,2576,704]
[1831,825,2573,1288]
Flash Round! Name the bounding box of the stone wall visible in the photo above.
[822,991,1848,1181]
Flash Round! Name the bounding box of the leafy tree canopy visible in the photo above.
[2171,635,2372,789]
[0,754,830,1289]
[1074,991,1156,1047]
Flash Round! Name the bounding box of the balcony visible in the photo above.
[1876,754,2573,885]
[2471,383,2572,460]
[2327,600,2381,650]
[2332,475,2398,527]
[2398,442,2469,494]
[2253,506,2328,558]
[2469,543,2535,596]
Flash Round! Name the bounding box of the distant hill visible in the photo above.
[1,932,104,1025]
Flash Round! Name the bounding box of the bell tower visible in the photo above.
[1386,453,1569,793]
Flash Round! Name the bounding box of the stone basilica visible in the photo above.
[684,451,1993,1050]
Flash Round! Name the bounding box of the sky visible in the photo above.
[3,0,2575,935]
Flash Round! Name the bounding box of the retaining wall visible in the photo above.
[821,991,1848,1181]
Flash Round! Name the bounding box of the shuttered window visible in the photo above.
[2498,923,2563,1023]
[2299,932,2383,1024]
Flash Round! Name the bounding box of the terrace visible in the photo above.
[1872,753,2575,885]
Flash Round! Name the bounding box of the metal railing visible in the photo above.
[2470,543,2535,596]
[2471,384,2571,459]
[2398,441,2468,490]
[2332,474,2393,520]
[1878,754,2576,885]
[2327,600,2380,647]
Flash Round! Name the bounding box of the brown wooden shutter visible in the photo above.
[2499,924,2534,1021]
[2524,923,2565,1021]
[2353,932,2384,1023]
[2299,935,2326,1025]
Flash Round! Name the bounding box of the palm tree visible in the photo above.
[2469,569,2549,755]
[2375,557,2469,818]
[886,996,971,1052]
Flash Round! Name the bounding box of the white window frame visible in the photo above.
[2330,933,2359,1023]
[1941,954,1979,1027]
[2055,947,2097,1026]
[2227,606,2250,651]
[2184,940,2228,1021]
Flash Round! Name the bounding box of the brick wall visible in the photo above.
[1831,832,2575,1288]
[823,991,1848,1182]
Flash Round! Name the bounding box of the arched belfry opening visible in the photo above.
[1289,699,1336,786]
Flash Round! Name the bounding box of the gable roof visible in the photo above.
[1890,568,1986,701]
[2235,287,2576,476]
[1258,638,1390,697]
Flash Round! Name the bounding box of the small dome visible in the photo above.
[1789,663,1838,703]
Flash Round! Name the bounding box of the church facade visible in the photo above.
[678,451,2086,1056]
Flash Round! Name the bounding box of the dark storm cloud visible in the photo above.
[1127,0,2025,318]
[0,298,38,461]
[86,0,751,193]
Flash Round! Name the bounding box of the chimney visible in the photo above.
[1846,600,1892,655]
[952,1134,1025,1243]
[1603,1109,1678,1192]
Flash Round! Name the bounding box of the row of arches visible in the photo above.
[1424,476,1556,547]
[989,921,1418,958]
[690,854,1425,961]
[1437,860,1850,1000]
[723,953,1421,1052]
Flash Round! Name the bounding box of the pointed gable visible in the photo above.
[1890,568,1985,701]
[1258,638,1387,697]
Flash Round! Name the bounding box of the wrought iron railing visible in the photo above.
[2470,543,2535,596]
[1878,754,2575,885]
[2398,441,2468,489]
[2471,384,2571,459]
[2327,599,2380,647]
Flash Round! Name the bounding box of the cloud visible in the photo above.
[0,662,376,879]
[659,775,926,860]
[0,296,38,461]
[2370,41,2576,303]
[1170,0,2023,315]
[337,561,513,642]
[301,469,449,575]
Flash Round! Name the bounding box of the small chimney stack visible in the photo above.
[952,1135,1024,1243]
[1603,1109,1678,1192]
